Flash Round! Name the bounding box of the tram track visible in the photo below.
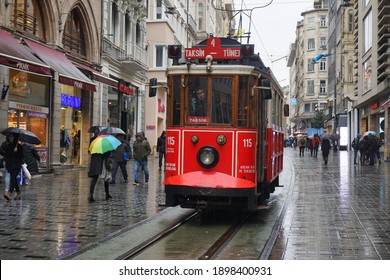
[121,210,202,260]
[198,213,251,260]
[122,210,254,260]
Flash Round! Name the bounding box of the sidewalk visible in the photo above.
[0,156,165,260]
[270,148,390,259]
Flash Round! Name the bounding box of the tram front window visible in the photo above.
[188,78,208,124]
[211,78,232,124]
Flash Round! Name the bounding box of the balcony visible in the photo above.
[102,38,148,71]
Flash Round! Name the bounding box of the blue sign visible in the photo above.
[61,94,81,109]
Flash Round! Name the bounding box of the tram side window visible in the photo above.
[211,78,232,124]
[188,77,208,124]
[238,76,249,127]
[173,76,181,126]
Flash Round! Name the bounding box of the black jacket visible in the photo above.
[1,140,23,174]
[22,143,40,175]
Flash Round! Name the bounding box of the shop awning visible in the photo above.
[72,61,118,88]
[24,39,96,91]
[0,29,51,77]
[382,99,390,110]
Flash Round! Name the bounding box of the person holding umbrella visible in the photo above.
[88,135,121,202]
[0,133,23,200]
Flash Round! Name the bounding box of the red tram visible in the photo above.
[162,37,284,211]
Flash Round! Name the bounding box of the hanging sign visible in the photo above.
[185,37,241,60]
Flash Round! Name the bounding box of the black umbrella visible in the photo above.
[1,127,41,144]
[100,127,126,135]
[88,125,105,133]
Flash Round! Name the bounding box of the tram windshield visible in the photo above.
[168,74,254,127]
[187,77,232,125]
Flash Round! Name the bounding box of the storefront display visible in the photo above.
[60,85,82,166]
[7,69,50,170]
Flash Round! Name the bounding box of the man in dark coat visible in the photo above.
[157,131,166,171]
[133,132,151,185]
[321,138,331,165]
[22,142,40,175]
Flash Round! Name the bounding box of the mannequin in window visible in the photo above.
[71,123,80,164]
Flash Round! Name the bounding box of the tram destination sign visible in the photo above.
[184,37,240,60]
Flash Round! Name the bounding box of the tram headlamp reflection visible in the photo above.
[197,146,219,169]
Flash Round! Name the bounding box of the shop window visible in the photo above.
[9,69,50,106]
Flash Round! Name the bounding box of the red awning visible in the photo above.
[24,39,96,91]
[72,61,118,88]
[381,99,390,110]
[0,29,51,77]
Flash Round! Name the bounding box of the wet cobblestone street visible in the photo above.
[1,149,390,260]
[270,148,390,260]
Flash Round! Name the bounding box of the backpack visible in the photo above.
[299,138,305,146]
[352,138,358,149]
[313,137,320,147]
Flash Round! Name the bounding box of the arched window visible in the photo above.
[10,0,41,36]
[198,3,203,30]
[62,9,86,57]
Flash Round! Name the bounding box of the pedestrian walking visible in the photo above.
[351,133,361,165]
[321,138,331,165]
[307,136,313,156]
[22,142,40,175]
[157,131,166,171]
[312,134,320,158]
[133,132,151,185]
[375,135,382,163]
[87,152,113,202]
[0,133,23,200]
[89,128,99,146]
[110,134,131,184]
[359,136,370,165]
[298,136,306,156]
[367,133,377,166]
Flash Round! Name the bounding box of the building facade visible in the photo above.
[0,0,105,170]
[0,0,148,171]
[144,0,234,150]
[288,1,329,137]
[353,0,390,160]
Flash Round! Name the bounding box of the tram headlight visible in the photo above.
[197,146,219,169]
